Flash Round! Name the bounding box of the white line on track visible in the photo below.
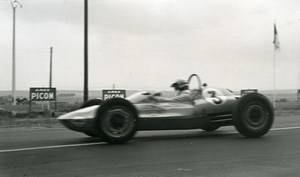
[271,126,300,131]
[0,142,105,153]
[1,126,300,153]
[223,126,300,135]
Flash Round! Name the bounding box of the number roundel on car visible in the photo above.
[202,88,227,105]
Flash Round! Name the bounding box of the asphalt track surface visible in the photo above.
[1,116,300,177]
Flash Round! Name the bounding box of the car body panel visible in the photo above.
[58,105,98,120]
[136,102,195,118]
[58,87,239,133]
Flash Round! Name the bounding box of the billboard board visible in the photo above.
[102,90,126,100]
[30,88,56,101]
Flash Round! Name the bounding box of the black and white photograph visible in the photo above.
[1,0,300,176]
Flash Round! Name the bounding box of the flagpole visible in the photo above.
[298,58,300,108]
[273,48,276,109]
[272,22,280,109]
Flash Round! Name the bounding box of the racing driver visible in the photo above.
[151,79,193,103]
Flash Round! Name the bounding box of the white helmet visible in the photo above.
[171,78,188,89]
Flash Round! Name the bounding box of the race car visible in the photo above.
[58,74,274,144]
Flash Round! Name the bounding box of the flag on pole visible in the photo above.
[273,23,280,49]
[272,23,280,109]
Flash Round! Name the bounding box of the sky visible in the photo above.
[0,0,300,92]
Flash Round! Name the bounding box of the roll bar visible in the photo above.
[187,74,202,90]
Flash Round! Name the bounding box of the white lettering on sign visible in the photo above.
[31,93,37,99]
[34,88,50,92]
[31,93,54,100]
[107,90,122,94]
[30,87,56,101]
[102,90,126,100]
[104,94,125,100]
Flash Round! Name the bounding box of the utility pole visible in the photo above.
[49,47,53,88]
[11,0,22,105]
[83,0,88,103]
[48,47,53,112]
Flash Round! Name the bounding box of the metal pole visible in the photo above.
[273,48,276,109]
[84,0,88,103]
[49,47,53,88]
[272,22,279,109]
[11,0,22,106]
[48,47,53,112]
[12,6,16,105]
[298,59,300,109]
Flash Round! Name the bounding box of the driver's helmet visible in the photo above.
[171,79,189,90]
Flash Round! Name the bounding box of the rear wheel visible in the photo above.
[96,98,138,144]
[233,93,273,138]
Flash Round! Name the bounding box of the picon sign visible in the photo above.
[102,90,126,100]
[30,88,56,101]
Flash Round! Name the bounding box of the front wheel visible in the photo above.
[233,93,274,138]
[96,98,138,144]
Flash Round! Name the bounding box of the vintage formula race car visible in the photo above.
[58,74,274,144]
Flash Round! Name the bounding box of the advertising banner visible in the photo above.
[102,90,126,100]
[30,88,56,101]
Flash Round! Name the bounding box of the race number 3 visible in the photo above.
[208,90,223,104]
[203,89,226,105]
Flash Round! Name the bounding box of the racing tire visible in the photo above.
[233,93,274,138]
[201,123,220,132]
[95,98,138,144]
[81,99,103,108]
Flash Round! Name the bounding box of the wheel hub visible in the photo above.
[109,113,125,130]
[245,104,268,129]
[101,108,135,138]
